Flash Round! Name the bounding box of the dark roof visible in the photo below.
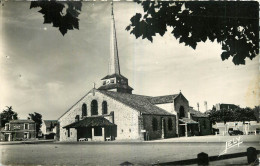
[63,117,115,128]
[99,90,174,116]
[58,89,177,120]
[189,108,208,118]
[148,95,178,104]
[98,83,133,91]
[101,74,127,80]
[179,118,198,124]
[219,103,239,109]
[43,120,58,127]
[9,119,35,123]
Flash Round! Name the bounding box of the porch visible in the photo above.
[179,118,199,137]
[63,116,116,141]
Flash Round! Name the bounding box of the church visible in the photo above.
[57,3,199,141]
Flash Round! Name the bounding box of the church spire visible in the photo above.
[98,2,133,94]
[109,2,120,75]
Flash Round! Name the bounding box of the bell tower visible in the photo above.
[98,2,133,94]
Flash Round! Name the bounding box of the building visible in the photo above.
[41,120,58,139]
[213,121,260,136]
[214,103,239,111]
[57,3,197,141]
[1,119,36,141]
[189,107,212,136]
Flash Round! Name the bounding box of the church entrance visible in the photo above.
[77,127,92,140]
[179,125,186,137]
[179,119,199,137]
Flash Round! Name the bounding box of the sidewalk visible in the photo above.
[148,134,260,143]
[0,139,55,145]
[1,135,259,145]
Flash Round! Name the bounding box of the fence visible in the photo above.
[153,147,259,165]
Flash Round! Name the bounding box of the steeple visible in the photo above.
[98,2,133,94]
[109,2,120,75]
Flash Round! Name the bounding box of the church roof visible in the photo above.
[63,117,115,128]
[101,74,127,80]
[99,90,175,116]
[189,108,208,118]
[179,118,198,124]
[98,83,133,91]
[58,89,177,120]
[148,95,179,104]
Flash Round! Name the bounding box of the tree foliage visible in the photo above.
[208,107,257,124]
[29,112,42,137]
[0,106,18,127]
[126,1,259,65]
[30,1,82,35]
[30,1,259,65]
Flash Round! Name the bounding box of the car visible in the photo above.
[228,128,243,136]
[78,138,88,142]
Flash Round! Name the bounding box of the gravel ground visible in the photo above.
[0,141,259,165]
[149,134,260,143]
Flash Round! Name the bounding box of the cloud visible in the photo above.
[1,1,259,119]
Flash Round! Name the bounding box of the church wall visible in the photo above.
[59,104,81,141]
[173,94,189,117]
[173,94,189,136]
[192,117,212,136]
[58,90,141,141]
[143,115,176,140]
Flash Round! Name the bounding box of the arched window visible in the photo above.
[102,101,108,115]
[91,100,98,116]
[168,118,173,131]
[179,106,185,118]
[152,118,158,131]
[82,103,87,117]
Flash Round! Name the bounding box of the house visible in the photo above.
[41,120,58,139]
[57,3,197,141]
[214,103,239,111]
[1,119,36,141]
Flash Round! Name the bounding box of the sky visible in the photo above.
[0,1,259,120]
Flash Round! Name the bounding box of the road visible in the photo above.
[0,141,259,165]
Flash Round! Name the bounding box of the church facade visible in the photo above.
[57,3,198,141]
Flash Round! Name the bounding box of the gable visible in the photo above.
[174,93,189,104]
[57,89,94,120]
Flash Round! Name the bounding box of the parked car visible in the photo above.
[78,138,88,142]
[228,128,243,135]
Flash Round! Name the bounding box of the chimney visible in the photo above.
[204,101,208,112]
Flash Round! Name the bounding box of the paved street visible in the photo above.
[0,140,259,165]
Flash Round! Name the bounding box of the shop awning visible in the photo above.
[63,117,116,128]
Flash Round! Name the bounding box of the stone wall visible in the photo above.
[143,114,176,140]
[196,117,212,136]
[58,89,141,141]
[173,94,189,135]
[173,94,190,118]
